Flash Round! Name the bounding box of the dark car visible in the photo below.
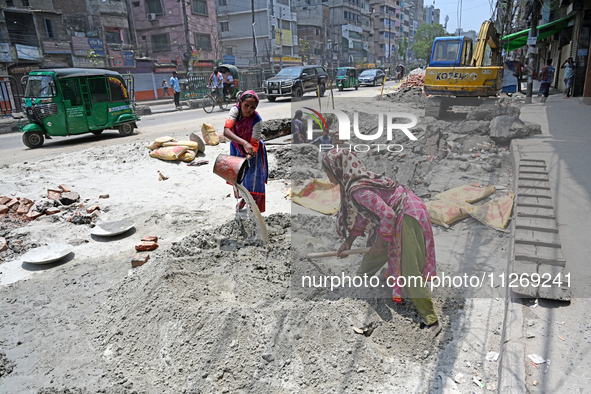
[358,69,386,86]
[263,66,329,102]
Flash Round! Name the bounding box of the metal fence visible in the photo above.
[0,75,23,116]
[184,70,276,99]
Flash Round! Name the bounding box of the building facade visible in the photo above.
[294,0,330,66]
[216,0,299,70]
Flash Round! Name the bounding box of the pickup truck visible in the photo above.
[263,66,329,102]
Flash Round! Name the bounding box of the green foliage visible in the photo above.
[298,38,310,65]
[411,23,447,61]
[398,37,408,63]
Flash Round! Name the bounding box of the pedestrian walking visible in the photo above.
[561,57,576,98]
[162,80,170,98]
[322,149,441,339]
[538,59,555,103]
[170,71,181,109]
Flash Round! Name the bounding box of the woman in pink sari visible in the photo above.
[322,149,441,338]
[223,91,268,212]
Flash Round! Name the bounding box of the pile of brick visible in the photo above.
[396,73,425,91]
[132,235,159,267]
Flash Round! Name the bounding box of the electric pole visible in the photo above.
[179,0,191,72]
[525,0,539,103]
[388,16,391,68]
[278,8,284,69]
[252,0,258,67]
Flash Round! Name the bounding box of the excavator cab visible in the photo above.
[424,21,503,118]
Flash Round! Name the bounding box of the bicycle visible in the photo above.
[202,86,228,114]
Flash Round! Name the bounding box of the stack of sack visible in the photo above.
[147,136,203,162]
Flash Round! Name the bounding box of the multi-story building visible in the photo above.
[424,4,439,25]
[216,0,299,70]
[294,0,330,66]
[326,0,373,66]
[0,0,71,81]
[129,0,218,72]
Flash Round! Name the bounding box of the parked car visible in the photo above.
[358,69,386,86]
[263,66,329,102]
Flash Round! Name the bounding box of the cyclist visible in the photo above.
[208,67,224,109]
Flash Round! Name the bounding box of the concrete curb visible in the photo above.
[0,118,27,135]
[498,140,526,393]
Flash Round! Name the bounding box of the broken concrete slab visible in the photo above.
[489,116,542,144]
[454,120,490,135]
[60,192,80,205]
[466,104,520,121]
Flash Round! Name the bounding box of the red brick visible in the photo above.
[0,196,10,205]
[141,235,158,242]
[99,194,110,199]
[46,207,60,215]
[26,210,42,220]
[131,253,150,267]
[6,199,19,209]
[0,237,6,252]
[47,189,62,200]
[0,205,8,214]
[58,184,71,192]
[86,205,100,214]
[16,198,33,215]
[135,241,158,251]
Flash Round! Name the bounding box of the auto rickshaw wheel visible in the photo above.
[338,85,344,91]
[22,131,44,149]
[91,130,103,135]
[355,85,359,90]
[118,123,134,137]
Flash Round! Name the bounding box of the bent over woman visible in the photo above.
[322,149,441,338]
[223,91,268,212]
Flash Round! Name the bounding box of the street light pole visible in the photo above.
[388,17,391,68]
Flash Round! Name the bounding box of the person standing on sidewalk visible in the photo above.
[561,57,576,98]
[162,80,170,98]
[538,59,555,103]
[170,72,181,110]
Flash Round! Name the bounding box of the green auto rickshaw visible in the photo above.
[335,67,359,91]
[21,68,140,148]
[218,64,241,100]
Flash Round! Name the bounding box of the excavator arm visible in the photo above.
[471,21,501,67]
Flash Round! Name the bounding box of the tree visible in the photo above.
[398,37,408,64]
[411,23,447,61]
[298,38,310,65]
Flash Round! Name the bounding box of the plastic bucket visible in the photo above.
[213,154,249,185]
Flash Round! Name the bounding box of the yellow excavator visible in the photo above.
[424,21,503,118]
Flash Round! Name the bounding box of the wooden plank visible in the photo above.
[520,165,547,169]
[511,261,538,298]
[520,170,548,175]
[517,196,553,205]
[520,159,545,163]
[514,243,565,263]
[518,180,550,189]
[516,206,556,219]
[515,216,558,231]
[517,193,551,199]
[515,229,561,245]
[519,176,550,182]
[517,188,551,196]
[537,265,571,301]
[515,238,561,248]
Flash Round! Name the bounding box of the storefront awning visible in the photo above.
[501,13,576,52]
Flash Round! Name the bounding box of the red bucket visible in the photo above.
[213,154,249,185]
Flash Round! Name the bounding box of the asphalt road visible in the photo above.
[0,81,399,165]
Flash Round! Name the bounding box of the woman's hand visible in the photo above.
[337,242,351,258]
[244,142,255,159]
[369,236,387,256]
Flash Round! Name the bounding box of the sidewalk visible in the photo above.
[501,94,591,392]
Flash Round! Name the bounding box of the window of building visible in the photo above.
[105,28,122,44]
[44,19,56,39]
[195,33,211,50]
[21,0,30,6]
[220,22,229,32]
[192,0,207,15]
[219,0,226,5]
[225,47,233,55]
[151,33,170,52]
[282,20,290,30]
[132,1,140,6]
[315,28,320,36]
[6,0,14,6]
[146,0,163,15]
[282,46,292,55]
[277,0,289,5]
